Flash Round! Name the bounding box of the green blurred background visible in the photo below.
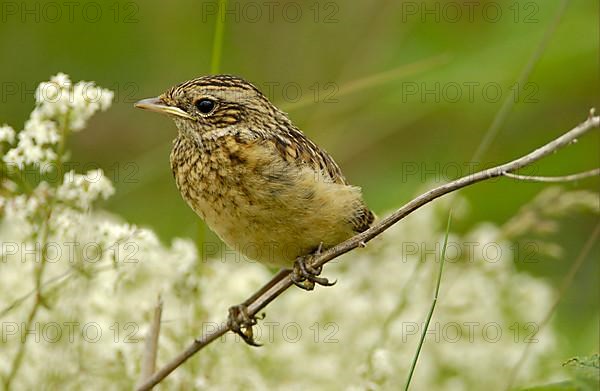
[1,0,598,372]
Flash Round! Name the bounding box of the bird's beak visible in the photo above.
[134,97,193,120]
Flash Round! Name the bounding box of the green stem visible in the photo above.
[3,106,71,387]
[3,211,51,388]
[210,0,228,74]
[404,211,452,391]
[55,109,71,181]
[197,0,228,253]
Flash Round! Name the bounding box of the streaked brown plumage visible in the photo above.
[136,75,374,268]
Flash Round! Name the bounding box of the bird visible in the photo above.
[135,74,374,344]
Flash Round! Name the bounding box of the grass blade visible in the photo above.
[404,211,452,391]
[210,0,228,74]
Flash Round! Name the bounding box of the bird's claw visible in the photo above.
[291,245,336,291]
[227,304,262,346]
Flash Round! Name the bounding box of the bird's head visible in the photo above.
[135,75,288,141]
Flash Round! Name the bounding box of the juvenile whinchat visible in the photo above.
[135,75,374,343]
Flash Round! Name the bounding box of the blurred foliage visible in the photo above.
[0,0,598,380]
[521,354,600,391]
[562,355,600,390]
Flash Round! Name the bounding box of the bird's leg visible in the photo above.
[291,242,336,291]
[227,305,261,346]
[227,269,291,346]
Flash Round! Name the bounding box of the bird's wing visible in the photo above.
[260,126,375,233]
[267,127,348,185]
[349,204,375,233]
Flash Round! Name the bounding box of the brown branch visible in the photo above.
[503,168,600,183]
[136,114,599,391]
[136,295,163,388]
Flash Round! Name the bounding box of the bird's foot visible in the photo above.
[291,243,336,291]
[227,304,262,347]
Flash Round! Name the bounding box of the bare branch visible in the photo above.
[502,168,600,183]
[136,114,599,391]
[136,295,163,389]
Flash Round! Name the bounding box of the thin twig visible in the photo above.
[136,114,599,391]
[137,295,164,388]
[471,0,572,162]
[503,168,600,183]
[504,222,600,390]
[281,54,449,111]
[404,212,452,391]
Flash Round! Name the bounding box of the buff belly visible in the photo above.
[172,137,364,267]
[186,165,363,267]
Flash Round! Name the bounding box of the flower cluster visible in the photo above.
[1,73,113,172]
[57,170,115,210]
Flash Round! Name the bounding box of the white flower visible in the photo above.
[35,81,63,105]
[0,124,15,144]
[67,81,113,131]
[4,73,114,171]
[371,349,394,381]
[57,169,115,209]
[99,89,114,111]
[3,148,24,169]
[51,72,72,88]
[23,117,60,144]
[86,169,115,199]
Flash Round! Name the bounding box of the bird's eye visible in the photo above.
[194,98,216,114]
